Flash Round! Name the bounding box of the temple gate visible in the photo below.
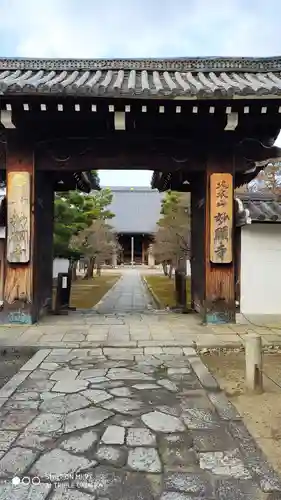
[0,56,281,324]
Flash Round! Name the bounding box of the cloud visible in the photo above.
[0,0,281,58]
[0,0,280,186]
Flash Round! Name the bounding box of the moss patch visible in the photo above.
[144,275,191,309]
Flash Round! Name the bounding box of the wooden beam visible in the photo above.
[35,136,196,171]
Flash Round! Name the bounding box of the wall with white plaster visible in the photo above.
[53,258,69,278]
[240,224,281,319]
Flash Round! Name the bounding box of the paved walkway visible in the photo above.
[0,310,280,352]
[0,268,280,351]
[96,269,155,313]
[0,348,280,499]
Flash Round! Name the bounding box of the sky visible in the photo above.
[1,0,281,186]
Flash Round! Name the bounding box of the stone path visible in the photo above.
[0,347,280,499]
[1,310,281,351]
[0,268,281,350]
[96,269,154,313]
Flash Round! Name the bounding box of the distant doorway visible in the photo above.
[118,233,152,265]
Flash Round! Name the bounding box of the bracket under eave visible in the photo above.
[0,110,15,129]
[224,112,238,131]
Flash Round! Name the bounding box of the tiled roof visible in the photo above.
[238,193,281,223]
[1,57,281,98]
[108,187,164,234]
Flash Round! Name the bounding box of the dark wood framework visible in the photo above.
[0,56,281,324]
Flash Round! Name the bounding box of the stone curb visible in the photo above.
[187,351,220,392]
[19,349,51,371]
[1,340,281,352]
[92,274,123,311]
[0,348,50,402]
[141,276,163,310]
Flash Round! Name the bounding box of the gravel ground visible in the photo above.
[0,348,35,389]
[203,351,281,476]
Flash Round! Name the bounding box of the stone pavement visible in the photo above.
[0,310,281,352]
[0,268,280,351]
[0,347,280,499]
[96,269,155,313]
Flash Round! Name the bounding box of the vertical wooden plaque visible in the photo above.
[210,173,233,264]
[7,172,31,263]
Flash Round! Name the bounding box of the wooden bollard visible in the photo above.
[245,333,263,393]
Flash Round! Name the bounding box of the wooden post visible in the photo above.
[2,138,54,324]
[33,171,54,318]
[204,156,235,323]
[0,239,5,305]
[245,333,263,393]
[3,137,35,324]
[190,180,206,313]
[190,154,235,324]
[131,236,134,266]
[175,259,187,310]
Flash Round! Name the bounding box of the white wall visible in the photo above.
[53,258,69,278]
[240,224,281,319]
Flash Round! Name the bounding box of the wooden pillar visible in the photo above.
[234,225,241,310]
[205,156,235,323]
[33,171,54,319]
[0,239,5,305]
[141,239,145,264]
[3,137,35,324]
[191,155,235,324]
[191,176,206,313]
[131,236,134,265]
[2,137,54,324]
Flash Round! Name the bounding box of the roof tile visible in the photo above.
[238,194,281,223]
[108,187,163,234]
[0,57,281,98]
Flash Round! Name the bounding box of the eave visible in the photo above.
[1,56,281,100]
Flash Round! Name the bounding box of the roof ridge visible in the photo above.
[1,56,281,72]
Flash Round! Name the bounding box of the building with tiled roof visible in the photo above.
[234,192,281,322]
[107,187,163,264]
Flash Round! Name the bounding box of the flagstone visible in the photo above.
[101,397,143,414]
[142,411,185,433]
[40,393,90,414]
[0,446,38,477]
[128,447,161,473]
[30,448,93,480]
[51,379,89,393]
[60,429,99,453]
[65,408,113,433]
[25,413,64,434]
[82,389,112,403]
[101,425,125,445]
